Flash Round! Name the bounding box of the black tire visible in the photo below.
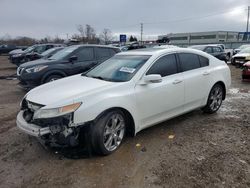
[90,110,126,155]
[226,53,230,62]
[44,75,63,83]
[202,84,224,114]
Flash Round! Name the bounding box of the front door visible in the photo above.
[135,54,184,129]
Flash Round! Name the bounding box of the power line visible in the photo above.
[111,6,248,31]
[143,6,247,25]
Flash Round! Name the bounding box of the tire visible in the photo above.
[90,110,126,155]
[202,84,224,114]
[226,53,230,62]
[44,75,63,83]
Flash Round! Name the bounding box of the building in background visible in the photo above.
[158,31,250,48]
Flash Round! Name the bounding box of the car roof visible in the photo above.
[190,44,221,48]
[117,47,205,56]
[69,44,120,50]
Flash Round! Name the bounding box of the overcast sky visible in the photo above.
[0,0,249,40]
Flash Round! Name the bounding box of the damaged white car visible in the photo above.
[17,48,231,155]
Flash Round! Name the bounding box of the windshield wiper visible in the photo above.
[91,76,105,80]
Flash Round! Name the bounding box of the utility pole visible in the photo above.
[247,6,250,33]
[140,23,143,45]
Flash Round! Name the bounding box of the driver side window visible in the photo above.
[146,54,178,77]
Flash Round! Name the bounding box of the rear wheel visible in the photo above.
[202,84,224,114]
[90,110,126,155]
[44,75,63,83]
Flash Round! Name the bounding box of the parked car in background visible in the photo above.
[153,44,179,49]
[127,42,146,50]
[189,45,228,62]
[37,47,64,59]
[119,46,129,51]
[10,44,63,66]
[231,47,250,67]
[233,44,250,55]
[0,44,18,55]
[17,45,120,89]
[17,48,231,155]
[214,44,233,60]
[242,61,250,80]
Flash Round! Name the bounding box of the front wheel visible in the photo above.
[90,110,126,155]
[202,84,224,114]
[44,75,63,83]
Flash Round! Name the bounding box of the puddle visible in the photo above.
[227,88,250,101]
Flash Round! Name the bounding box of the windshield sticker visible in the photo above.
[119,67,136,73]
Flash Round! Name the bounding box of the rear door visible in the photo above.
[95,47,113,64]
[178,53,210,112]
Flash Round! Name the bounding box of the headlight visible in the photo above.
[33,102,82,119]
[26,65,48,73]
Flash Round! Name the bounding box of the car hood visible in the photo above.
[20,58,56,68]
[233,53,250,58]
[26,75,114,106]
[9,49,23,55]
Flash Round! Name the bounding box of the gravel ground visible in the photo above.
[0,56,249,188]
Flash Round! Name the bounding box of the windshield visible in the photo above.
[239,45,250,50]
[24,45,36,53]
[85,55,151,82]
[49,46,77,60]
[41,48,56,56]
[239,47,250,54]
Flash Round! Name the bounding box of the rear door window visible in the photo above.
[96,48,111,59]
[146,54,178,77]
[198,55,209,67]
[75,47,94,61]
[179,53,200,71]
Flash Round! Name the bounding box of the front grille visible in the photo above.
[32,115,72,128]
[234,57,246,61]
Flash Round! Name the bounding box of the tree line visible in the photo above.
[0,24,141,46]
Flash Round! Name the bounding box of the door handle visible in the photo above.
[173,79,182,84]
[203,71,210,76]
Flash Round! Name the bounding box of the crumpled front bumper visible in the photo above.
[16,111,51,137]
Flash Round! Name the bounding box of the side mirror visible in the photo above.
[69,56,78,62]
[143,74,162,84]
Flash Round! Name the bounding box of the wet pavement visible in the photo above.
[0,56,250,188]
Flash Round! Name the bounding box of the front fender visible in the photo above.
[73,92,140,133]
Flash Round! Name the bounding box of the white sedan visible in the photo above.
[17,48,231,155]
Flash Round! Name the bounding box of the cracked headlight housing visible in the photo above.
[26,65,48,73]
[33,102,82,119]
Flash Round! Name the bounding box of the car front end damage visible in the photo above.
[16,98,86,147]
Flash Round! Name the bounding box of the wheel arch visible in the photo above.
[41,70,67,84]
[94,107,136,137]
[213,81,226,100]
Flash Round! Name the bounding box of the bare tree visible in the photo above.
[100,28,113,45]
[85,24,96,42]
[77,25,85,43]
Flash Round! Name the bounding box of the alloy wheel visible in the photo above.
[209,86,223,111]
[103,113,125,151]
